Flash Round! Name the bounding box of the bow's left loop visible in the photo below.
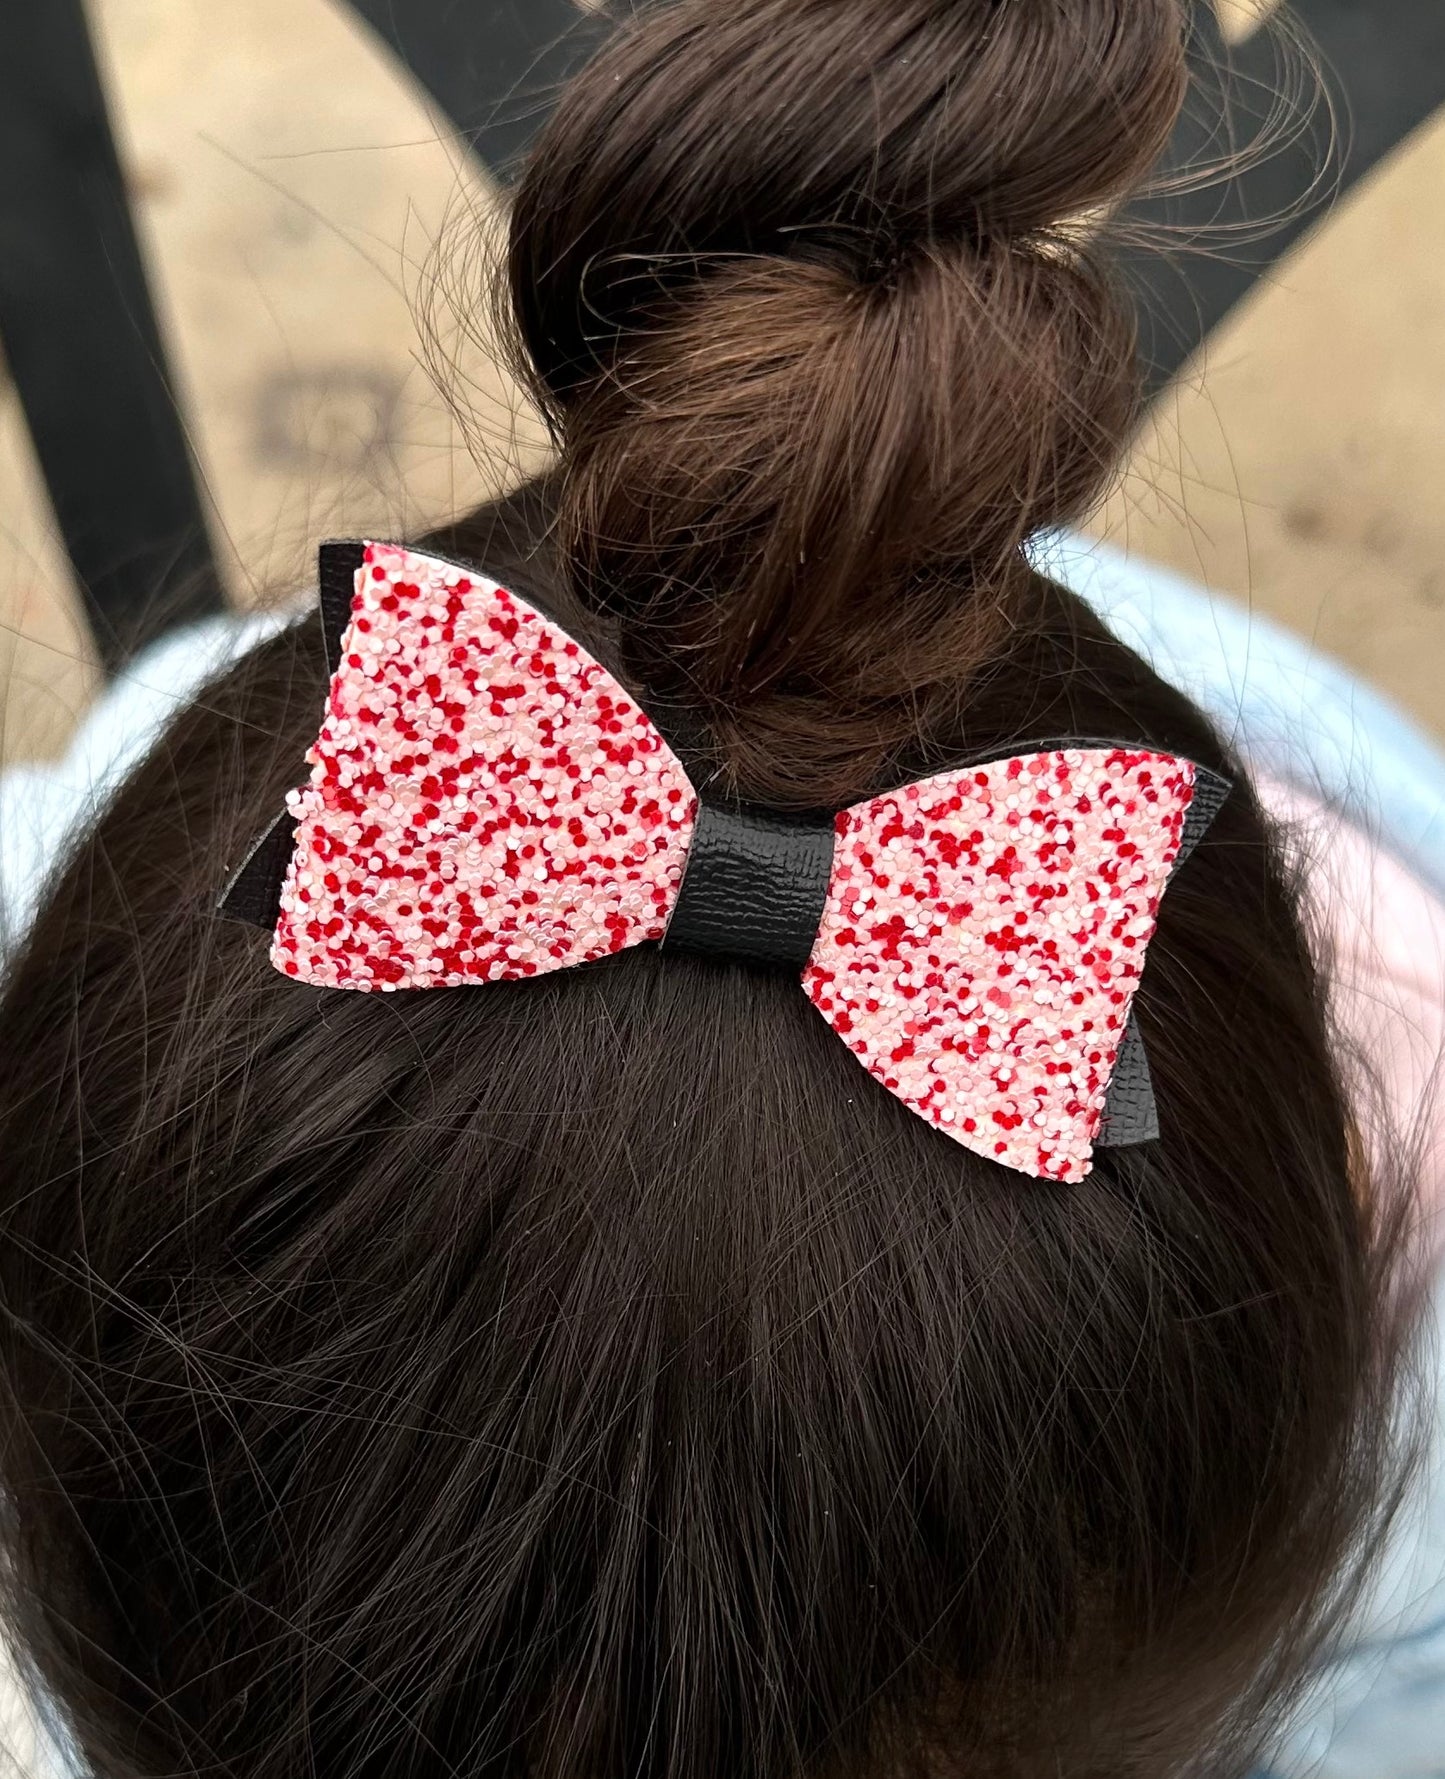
[266,541,698,990]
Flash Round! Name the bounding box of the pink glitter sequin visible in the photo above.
[804,751,1196,1182]
[271,541,1201,1182]
[274,542,698,990]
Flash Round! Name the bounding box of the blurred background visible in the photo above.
[1,0,1443,767]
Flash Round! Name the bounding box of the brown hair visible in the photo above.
[0,3,1423,1777]
[506,0,1189,807]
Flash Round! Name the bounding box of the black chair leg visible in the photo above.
[0,0,222,671]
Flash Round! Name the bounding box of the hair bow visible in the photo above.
[223,541,1229,1183]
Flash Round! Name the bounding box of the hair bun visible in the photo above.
[504,0,1188,804]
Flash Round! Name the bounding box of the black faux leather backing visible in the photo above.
[663,800,838,973]
[1096,762,1232,1149]
[1096,1010,1162,1147]
[1177,764,1232,870]
[219,540,362,928]
[218,809,298,929]
[319,538,366,676]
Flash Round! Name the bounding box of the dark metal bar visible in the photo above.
[0,0,223,668]
[343,0,612,181]
[1124,0,1445,394]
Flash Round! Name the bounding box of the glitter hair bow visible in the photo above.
[222,541,1230,1183]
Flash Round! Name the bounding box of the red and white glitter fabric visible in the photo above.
[803,753,1194,1181]
[275,542,698,990]
[274,542,1198,1181]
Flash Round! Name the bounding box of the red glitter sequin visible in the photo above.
[804,751,1195,1181]
[274,543,698,989]
[272,544,1201,1184]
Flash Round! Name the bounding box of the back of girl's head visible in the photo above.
[0,3,1420,1777]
